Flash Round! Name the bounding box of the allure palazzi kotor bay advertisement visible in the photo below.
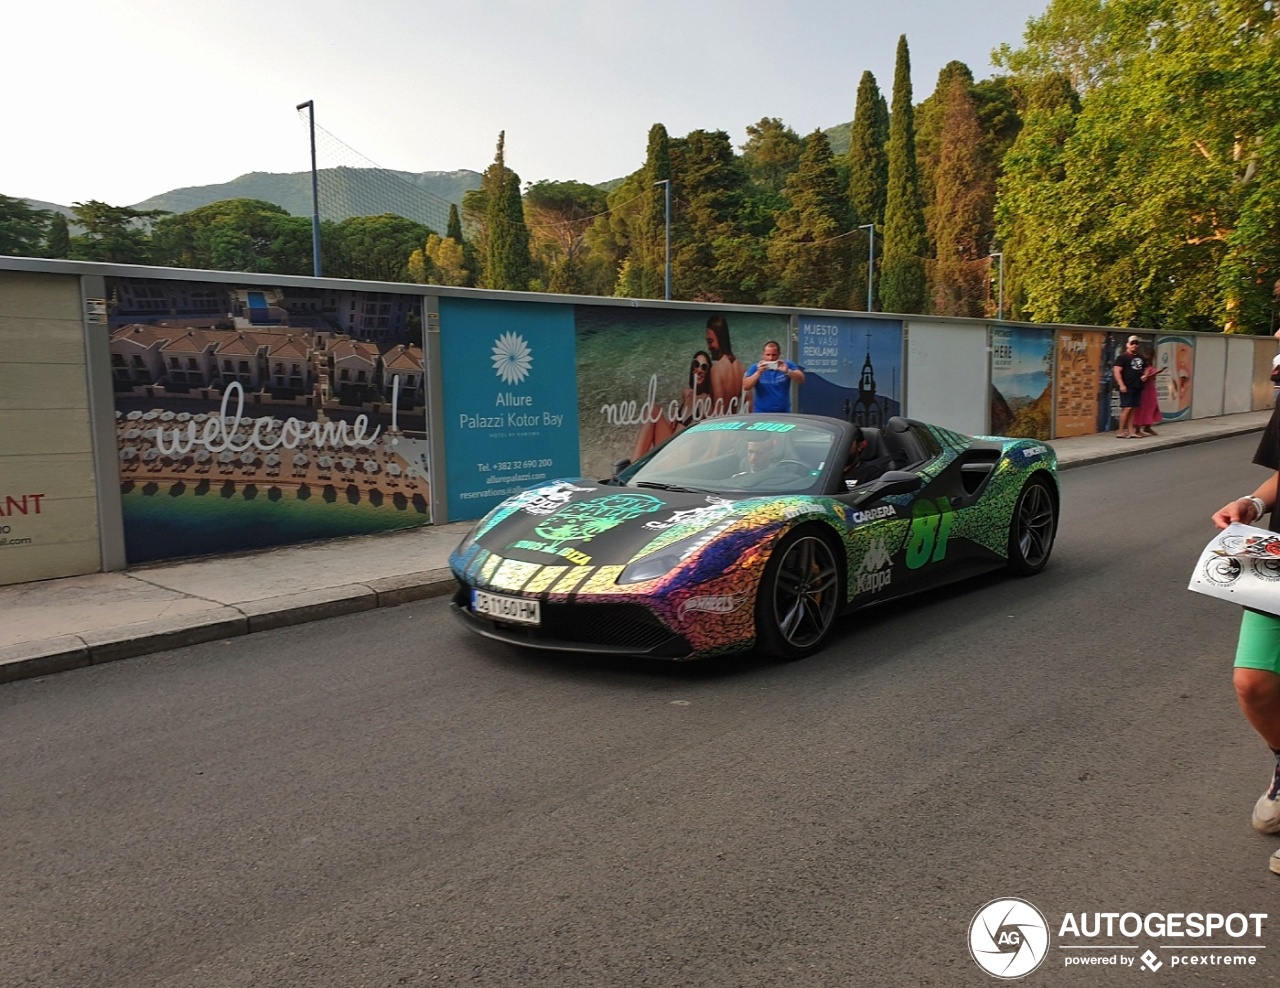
[107,277,432,564]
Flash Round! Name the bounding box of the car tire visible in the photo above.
[1006,476,1057,575]
[755,526,843,660]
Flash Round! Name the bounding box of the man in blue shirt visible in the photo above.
[743,340,805,413]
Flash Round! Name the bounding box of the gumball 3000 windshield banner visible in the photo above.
[439,297,581,520]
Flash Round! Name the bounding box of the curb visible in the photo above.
[0,570,456,685]
[1054,422,1266,471]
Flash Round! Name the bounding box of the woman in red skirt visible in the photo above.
[1134,351,1163,437]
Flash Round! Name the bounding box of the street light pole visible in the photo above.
[990,251,1005,320]
[653,179,671,300]
[858,223,875,312]
[296,99,322,277]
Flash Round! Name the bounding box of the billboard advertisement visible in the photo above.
[574,306,789,482]
[795,316,903,426]
[1155,334,1194,421]
[439,297,581,520]
[990,326,1054,439]
[107,278,431,564]
[1053,330,1105,437]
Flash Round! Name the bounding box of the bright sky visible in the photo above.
[6,0,1049,207]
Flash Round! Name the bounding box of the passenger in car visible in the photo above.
[843,426,895,489]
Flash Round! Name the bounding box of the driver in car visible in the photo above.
[731,436,781,480]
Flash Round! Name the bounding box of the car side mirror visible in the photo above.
[610,458,632,482]
[858,470,922,498]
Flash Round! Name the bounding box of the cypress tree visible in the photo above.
[640,123,672,298]
[446,204,463,243]
[481,132,532,291]
[931,74,994,316]
[880,35,928,314]
[847,71,889,310]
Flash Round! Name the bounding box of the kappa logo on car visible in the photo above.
[854,538,893,594]
[851,504,897,523]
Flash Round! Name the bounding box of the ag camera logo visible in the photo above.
[969,898,1050,979]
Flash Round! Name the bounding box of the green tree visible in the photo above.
[931,74,996,316]
[325,214,434,282]
[68,201,164,264]
[0,195,50,256]
[741,117,804,194]
[668,129,755,301]
[480,132,533,291]
[524,179,608,294]
[997,0,1280,331]
[45,212,70,258]
[880,36,928,314]
[151,199,311,274]
[765,129,853,308]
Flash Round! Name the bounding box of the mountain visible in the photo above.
[22,167,484,232]
[131,167,483,228]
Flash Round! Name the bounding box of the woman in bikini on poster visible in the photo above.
[630,349,714,462]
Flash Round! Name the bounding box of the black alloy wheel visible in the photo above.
[755,527,842,660]
[1006,476,1057,575]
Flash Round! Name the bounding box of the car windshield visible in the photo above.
[620,417,839,495]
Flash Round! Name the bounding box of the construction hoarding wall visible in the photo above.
[1253,338,1277,411]
[106,277,432,564]
[0,271,102,586]
[1222,334,1259,415]
[902,321,988,436]
[795,315,903,427]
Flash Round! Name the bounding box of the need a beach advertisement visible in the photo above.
[107,278,431,564]
[574,306,789,482]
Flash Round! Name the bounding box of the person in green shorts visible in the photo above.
[1213,398,1280,874]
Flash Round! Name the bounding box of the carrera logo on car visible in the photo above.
[851,505,897,523]
[679,591,748,618]
[1022,445,1047,459]
[854,538,893,594]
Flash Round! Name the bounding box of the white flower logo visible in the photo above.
[491,332,533,385]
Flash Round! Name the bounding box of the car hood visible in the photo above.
[463,480,771,569]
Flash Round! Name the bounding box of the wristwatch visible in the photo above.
[1242,495,1267,520]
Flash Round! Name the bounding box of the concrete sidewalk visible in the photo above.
[2,410,1271,684]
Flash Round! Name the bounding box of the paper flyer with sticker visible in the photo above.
[1188,523,1280,615]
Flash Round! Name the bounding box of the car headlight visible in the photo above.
[618,530,714,585]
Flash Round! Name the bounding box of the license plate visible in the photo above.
[471,589,541,626]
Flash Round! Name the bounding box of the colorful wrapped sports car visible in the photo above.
[449,414,1058,660]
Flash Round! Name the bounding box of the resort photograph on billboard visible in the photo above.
[106,278,432,564]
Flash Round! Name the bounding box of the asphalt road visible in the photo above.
[4,434,1280,988]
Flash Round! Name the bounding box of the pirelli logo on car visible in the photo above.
[850,505,897,523]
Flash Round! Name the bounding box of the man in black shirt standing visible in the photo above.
[1112,335,1147,439]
